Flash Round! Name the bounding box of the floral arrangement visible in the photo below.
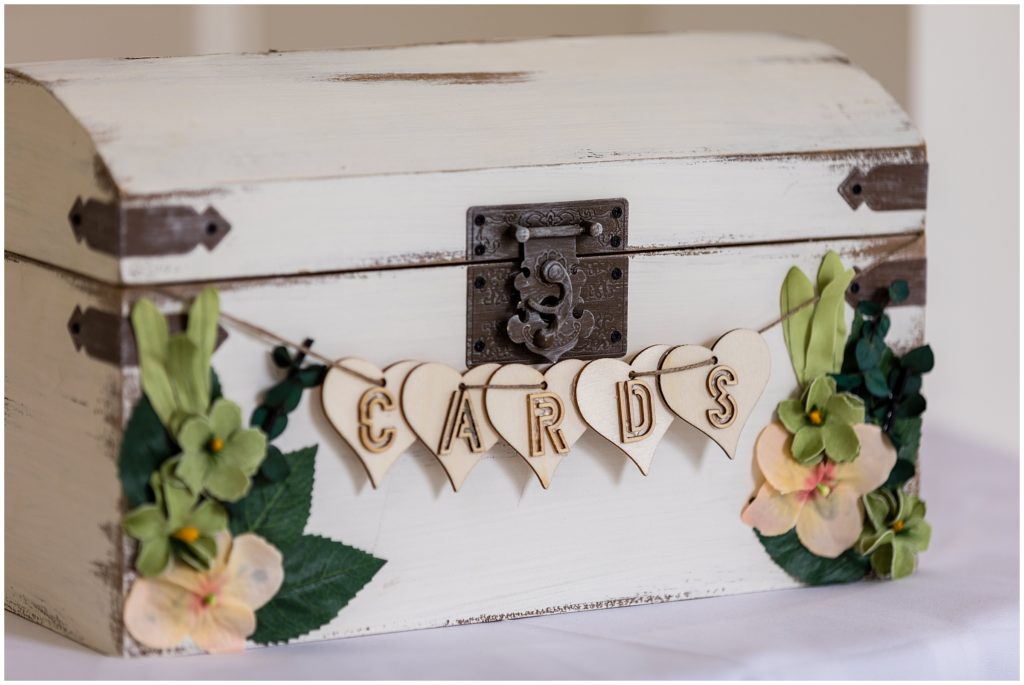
[742,252,933,583]
[119,290,384,654]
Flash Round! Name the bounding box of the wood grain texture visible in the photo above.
[4,256,124,655]
[659,330,771,460]
[574,345,675,475]
[401,362,501,491]
[321,359,418,488]
[6,33,926,285]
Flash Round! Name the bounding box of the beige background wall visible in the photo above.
[4,5,1019,454]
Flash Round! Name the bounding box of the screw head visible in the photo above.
[474,214,486,226]
[473,340,485,353]
[611,267,622,280]
[851,183,863,195]
[474,244,486,256]
[610,235,622,248]
[474,276,486,289]
[610,330,622,343]
[611,207,623,219]
[850,282,860,294]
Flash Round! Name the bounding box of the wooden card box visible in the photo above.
[5,33,927,655]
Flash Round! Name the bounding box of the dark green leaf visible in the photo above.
[297,365,328,388]
[252,535,386,644]
[884,459,916,489]
[876,314,891,339]
[259,444,292,482]
[855,338,880,370]
[266,381,303,413]
[119,395,178,507]
[857,300,881,317]
[210,369,222,401]
[832,373,862,392]
[267,413,288,440]
[889,416,922,462]
[902,373,923,395]
[227,446,316,549]
[864,369,890,398]
[849,311,864,340]
[272,346,294,369]
[896,393,927,418]
[755,529,869,585]
[902,345,934,374]
[888,280,910,303]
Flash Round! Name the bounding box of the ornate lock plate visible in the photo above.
[466,199,629,367]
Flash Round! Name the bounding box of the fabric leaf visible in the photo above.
[804,265,855,381]
[186,287,220,372]
[791,427,824,464]
[780,266,815,385]
[776,399,807,434]
[227,446,316,550]
[822,422,860,463]
[119,395,179,507]
[166,337,209,417]
[826,393,865,426]
[756,529,869,586]
[251,534,386,644]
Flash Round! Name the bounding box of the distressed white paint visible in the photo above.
[6,34,923,284]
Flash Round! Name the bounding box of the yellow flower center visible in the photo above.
[173,526,200,543]
[202,593,217,607]
[208,437,225,454]
[892,519,905,533]
[808,409,824,425]
[815,483,831,497]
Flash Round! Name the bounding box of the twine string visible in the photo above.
[148,233,923,387]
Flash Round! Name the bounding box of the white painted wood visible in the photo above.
[574,345,675,475]
[10,33,920,192]
[4,256,124,655]
[321,359,419,488]
[5,33,925,284]
[659,329,772,460]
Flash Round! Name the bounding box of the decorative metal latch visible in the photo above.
[465,199,629,367]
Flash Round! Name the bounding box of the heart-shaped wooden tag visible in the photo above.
[658,329,770,459]
[321,359,418,487]
[401,362,500,491]
[484,359,587,488]
[575,345,675,475]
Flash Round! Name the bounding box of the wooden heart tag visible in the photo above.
[321,359,418,487]
[401,362,500,491]
[575,345,675,475]
[484,359,587,489]
[658,329,770,459]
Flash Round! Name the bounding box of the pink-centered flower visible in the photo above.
[742,422,896,558]
[124,532,283,654]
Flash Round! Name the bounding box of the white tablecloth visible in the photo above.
[5,428,1019,680]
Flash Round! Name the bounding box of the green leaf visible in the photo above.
[266,380,303,413]
[119,395,178,507]
[755,529,869,586]
[826,393,865,425]
[259,444,291,482]
[817,251,846,292]
[864,369,890,398]
[902,345,935,373]
[896,394,927,418]
[832,373,861,392]
[876,314,891,339]
[136,537,172,577]
[889,416,922,462]
[166,337,209,416]
[186,288,220,386]
[902,373,923,395]
[805,375,835,412]
[251,534,386,645]
[227,446,316,549]
[855,338,880,370]
[138,363,177,431]
[272,346,294,368]
[889,540,918,579]
[297,365,328,388]
[805,266,855,380]
[131,299,169,364]
[780,266,815,385]
[857,300,881,317]
[888,279,910,303]
[122,504,166,540]
[884,459,916,489]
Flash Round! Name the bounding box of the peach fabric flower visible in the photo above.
[742,421,896,558]
[124,532,284,654]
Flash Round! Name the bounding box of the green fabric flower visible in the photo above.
[856,488,931,579]
[776,375,865,465]
[122,461,228,576]
[175,398,267,502]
